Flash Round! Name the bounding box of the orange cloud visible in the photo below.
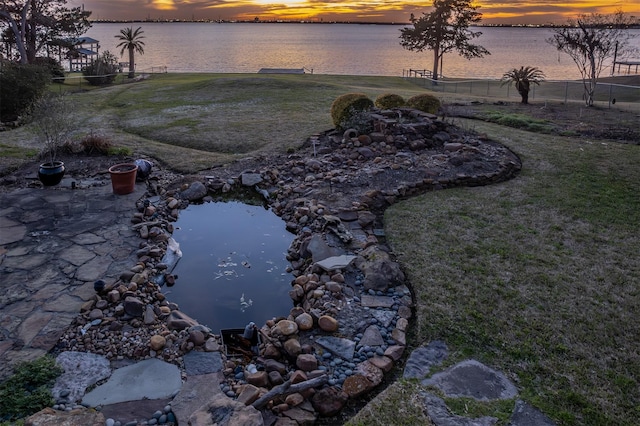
[148,0,177,11]
[77,0,640,24]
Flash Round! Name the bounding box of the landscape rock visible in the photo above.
[25,407,105,426]
[189,394,264,426]
[180,181,208,201]
[311,386,348,417]
[422,359,518,401]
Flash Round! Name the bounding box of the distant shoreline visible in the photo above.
[89,20,640,29]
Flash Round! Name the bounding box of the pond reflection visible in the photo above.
[165,201,294,332]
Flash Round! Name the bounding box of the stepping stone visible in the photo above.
[421,391,498,426]
[82,358,182,406]
[510,400,556,426]
[53,351,111,403]
[403,340,448,380]
[422,359,518,401]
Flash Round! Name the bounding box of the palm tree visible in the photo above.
[501,66,545,104]
[115,26,145,78]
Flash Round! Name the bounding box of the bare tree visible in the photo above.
[548,10,637,106]
[400,0,490,81]
[0,0,91,64]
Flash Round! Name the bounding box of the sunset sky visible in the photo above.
[69,0,640,25]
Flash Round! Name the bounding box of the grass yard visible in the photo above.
[376,120,640,425]
[2,73,639,425]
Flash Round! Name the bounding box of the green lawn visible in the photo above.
[376,120,640,425]
[2,73,639,424]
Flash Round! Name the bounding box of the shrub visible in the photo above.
[340,107,373,135]
[406,93,441,114]
[0,356,63,421]
[80,133,113,154]
[0,61,49,121]
[82,51,119,86]
[375,93,405,109]
[32,57,65,83]
[330,93,373,129]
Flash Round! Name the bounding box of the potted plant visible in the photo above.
[30,93,74,186]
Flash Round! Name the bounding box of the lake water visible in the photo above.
[165,201,294,332]
[85,23,640,80]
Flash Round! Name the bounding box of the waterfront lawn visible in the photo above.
[355,120,639,426]
[2,73,639,424]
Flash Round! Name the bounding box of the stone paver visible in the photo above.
[0,180,145,380]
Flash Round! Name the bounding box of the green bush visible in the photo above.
[32,57,65,83]
[82,51,119,86]
[330,93,373,129]
[340,107,373,135]
[0,356,63,421]
[375,93,405,109]
[406,93,441,114]
[0,61,49,121]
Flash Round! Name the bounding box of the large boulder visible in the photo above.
[355,247,405,291]
[180,181,208,201]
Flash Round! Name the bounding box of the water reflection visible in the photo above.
[165,201,294,331]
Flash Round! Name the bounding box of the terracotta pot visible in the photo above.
[108,163,138,195]
[38,161,65,186]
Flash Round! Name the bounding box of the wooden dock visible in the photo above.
[613,60,640,75]
[258,68,306,74]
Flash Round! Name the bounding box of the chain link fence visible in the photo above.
[403,70,640,113]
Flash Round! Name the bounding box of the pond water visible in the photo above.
[164,201,294,332]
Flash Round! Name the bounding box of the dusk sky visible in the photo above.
[69,0,640,25]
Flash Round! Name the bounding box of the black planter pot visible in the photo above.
[38,161,65,186]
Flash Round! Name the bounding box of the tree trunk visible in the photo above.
[128,47,135,78]
[516,81,530,104]
[432,45,440,81]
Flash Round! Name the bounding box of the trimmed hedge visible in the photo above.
[330,93,373,129]
[375,93,405,109]
[406,93,441,114]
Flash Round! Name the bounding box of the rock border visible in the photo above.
[53,108,522,425]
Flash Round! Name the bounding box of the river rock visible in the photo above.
[123,296,144,317]
[189,330,206,346]
[180,181,207,201]
[296,354,318,371]
[318,315,338,332]
[273,320,298,336]
[237,384,261,405]
[144,305,157,325]
[284,338,302,357]
[356,361,384,387]
[246,371,269,387]
[311,386,348,417]
[264,359,287,375]
[295,312,314,330]
[342,375,373,398]
[150,335,166,351]
[167,310,199,331]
